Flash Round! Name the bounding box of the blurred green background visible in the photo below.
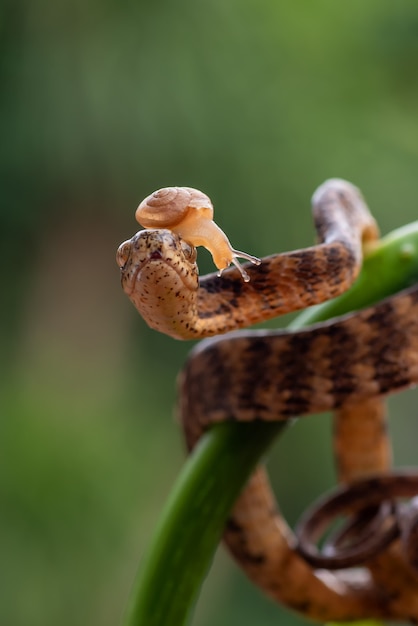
[2,1,418,625]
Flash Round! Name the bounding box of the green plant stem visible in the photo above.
[124,221,418,626]
[124,421,285,626]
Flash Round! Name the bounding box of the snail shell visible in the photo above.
[135,187,213,229]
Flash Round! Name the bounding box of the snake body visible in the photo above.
[180,286,418,446]
[179,289,418,621]
[118,179,418,622]
[118,180,376,339]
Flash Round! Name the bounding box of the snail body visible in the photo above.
[135,187,260,281]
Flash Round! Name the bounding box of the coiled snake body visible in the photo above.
[117,180,418,623]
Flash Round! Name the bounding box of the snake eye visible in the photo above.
[180,240,197,263]
[116,240,132,269]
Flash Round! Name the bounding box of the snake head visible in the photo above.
[116,229,202,339]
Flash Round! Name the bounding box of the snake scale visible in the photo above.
[117,179,418,623]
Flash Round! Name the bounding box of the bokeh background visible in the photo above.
[2,1,418,625]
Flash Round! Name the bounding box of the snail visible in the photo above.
[135,187,260,281]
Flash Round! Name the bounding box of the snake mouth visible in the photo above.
[148,250,163,261]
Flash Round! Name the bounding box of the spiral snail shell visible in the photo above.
[135,187,260,281]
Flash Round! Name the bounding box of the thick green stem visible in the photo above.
[124,421,285,626]
[124,222,418,626]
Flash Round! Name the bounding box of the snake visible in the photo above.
[117,179,418,623]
